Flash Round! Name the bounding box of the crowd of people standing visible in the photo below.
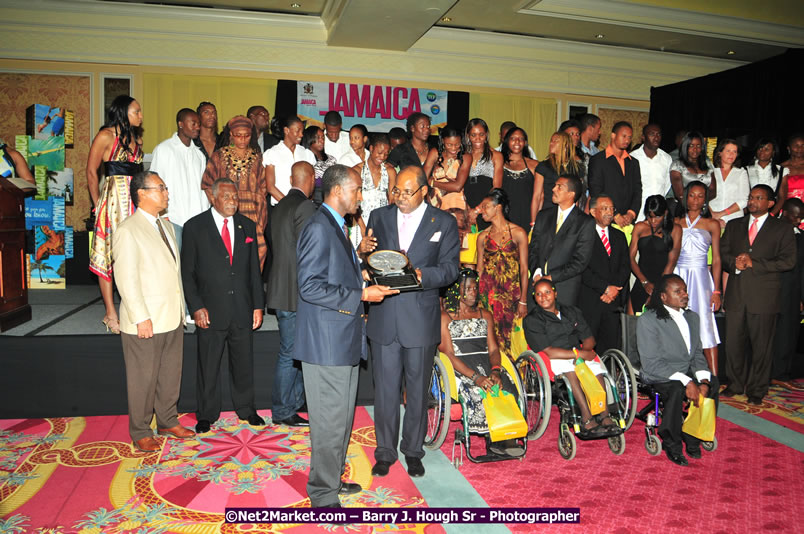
[83,94,802,491]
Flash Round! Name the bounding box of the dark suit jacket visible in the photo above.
[721,214,796,314]
[266,188,317,311]
[366,203,460,347]
[580,225,630,310]
[528,206,595,306]
[636,308,708,384]
[588,151,642,217]
[181,209,264,330]
[294,207,366,366]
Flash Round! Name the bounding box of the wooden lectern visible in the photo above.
[0,176,33,331]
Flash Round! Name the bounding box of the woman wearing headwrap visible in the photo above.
[201,116,268,269]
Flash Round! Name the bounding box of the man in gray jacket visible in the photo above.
[637,274,719,467]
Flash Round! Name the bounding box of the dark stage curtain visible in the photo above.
[650,49,804,153]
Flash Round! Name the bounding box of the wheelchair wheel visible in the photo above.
[702,436,718,452]
[423,356,451,450]
[645,434,662,456]
[608,433,626,455]
[558,424,576,460]
[516,351,552,440]
[601,348,638,430]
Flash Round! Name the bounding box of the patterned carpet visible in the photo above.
[720,380,804,430]
[439,405,804,533]
[0,408,442,534]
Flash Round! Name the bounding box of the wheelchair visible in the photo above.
[620,313,718,456]
[516,348,637,460]
[423,350,547,467]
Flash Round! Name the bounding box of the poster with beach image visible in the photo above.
[47,168,74,205]
[27,253,66,289]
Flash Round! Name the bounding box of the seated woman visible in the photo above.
[636,274,719,466]
[523,278,615,434]
[438,269,521,456]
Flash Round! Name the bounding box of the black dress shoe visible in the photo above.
[274,413,309,427]
[371,460,392,477]
[685,445,702,459]
[246,414,265,427]
[665,450,689,466]
[747,396,764,406]
[195,419,212,434]
[721,386,743,397]
[405,456,425,477]
[338,482,362,495]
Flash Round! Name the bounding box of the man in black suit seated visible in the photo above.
[364,165,460,479]
[528,175,595,307]
[637,274,719,466]
[181,178,266,434]
[588,121,642,232]
[265,162,317,427]
[579,195,630,354]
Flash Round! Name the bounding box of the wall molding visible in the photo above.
[1,0,745,101]
[521,0,804,47]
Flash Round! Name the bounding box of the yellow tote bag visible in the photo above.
[682,395,716,442]
[574,359,606,415]
[509,316,528,361]
[482,385,527,442]
[459,232,478,265]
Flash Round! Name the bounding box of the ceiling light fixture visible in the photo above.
[595,34,605,39]
[441,16,452,22]
[727,50,736,55]
[291,2,301,7]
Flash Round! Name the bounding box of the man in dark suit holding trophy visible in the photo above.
[363,165,460,479]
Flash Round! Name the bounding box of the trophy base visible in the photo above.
[372,273,422,292]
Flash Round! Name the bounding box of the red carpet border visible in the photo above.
[0,408,443,533]
[439,406,804,533]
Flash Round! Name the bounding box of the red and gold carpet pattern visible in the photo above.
[720,380,804,430]
[439,406,804,533]
[0,408,442,534]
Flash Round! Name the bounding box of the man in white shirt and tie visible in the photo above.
[364,166,460,479]
[631,124,672,221]
[528,175,596,307]
[637,274,718,466]
[579,195,630,354]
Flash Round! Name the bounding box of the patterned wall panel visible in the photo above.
[0,73,91,228]
[596,108,650,151]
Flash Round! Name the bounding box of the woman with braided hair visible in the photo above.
[438,269,519,456]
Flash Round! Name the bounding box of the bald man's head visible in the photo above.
[290,161,315,198]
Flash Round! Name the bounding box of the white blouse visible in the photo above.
[709,167,750,222]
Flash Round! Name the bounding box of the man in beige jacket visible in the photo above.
[112,170,195,452]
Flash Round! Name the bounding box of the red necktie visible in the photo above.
[748,218,758,245]
[601,228,611,256]
[222,218,232,264]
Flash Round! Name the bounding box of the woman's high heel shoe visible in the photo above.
[102,316,121,334]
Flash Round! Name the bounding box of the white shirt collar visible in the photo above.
[557,203,574,220]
